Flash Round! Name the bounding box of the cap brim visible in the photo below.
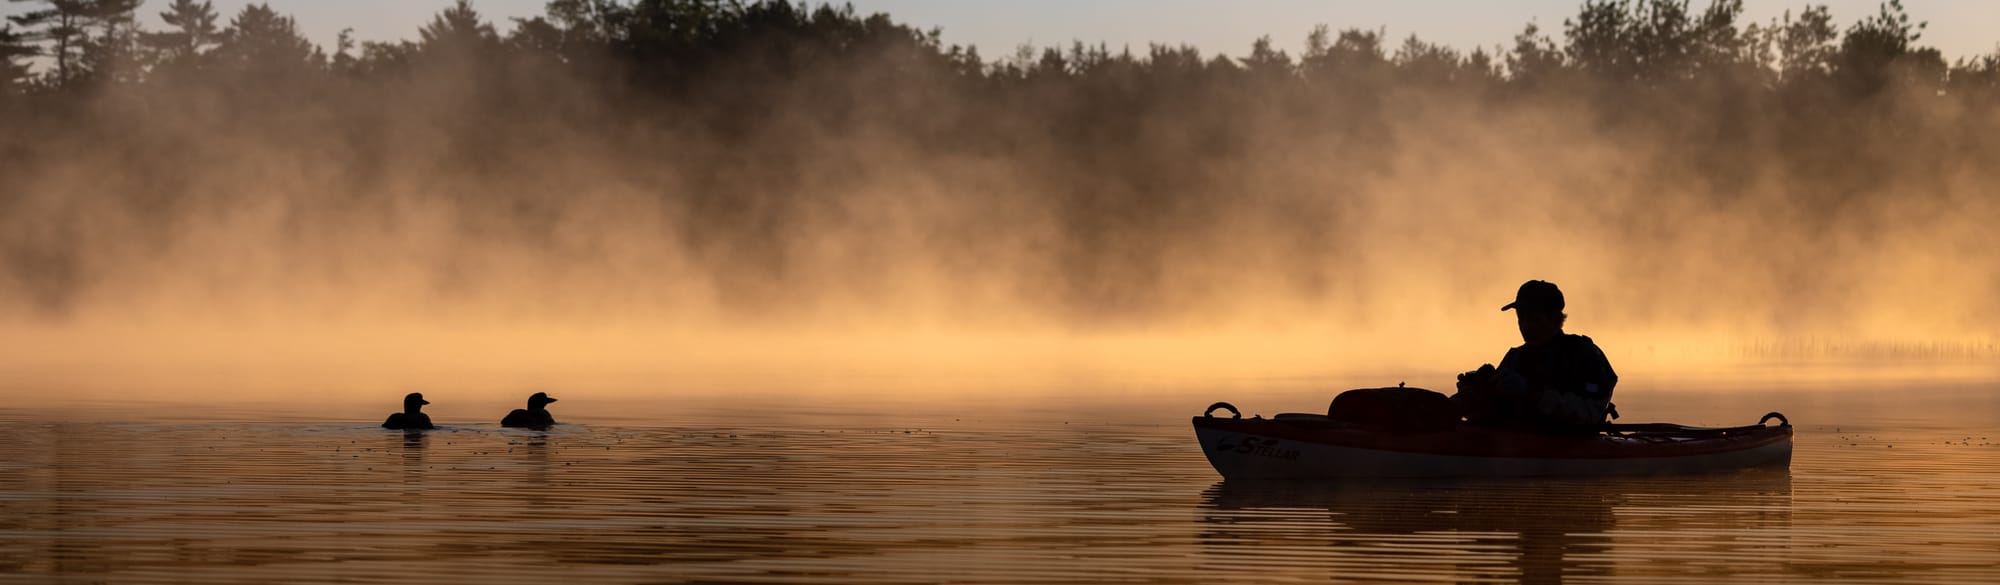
[545,397,557,403]
[419,399,431,405]
[1500,302,1517,311]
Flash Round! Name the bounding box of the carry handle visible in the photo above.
[1203,402,1242,419]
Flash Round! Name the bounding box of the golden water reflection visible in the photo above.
[1,386,1997,583]
[1199,472,1792,583]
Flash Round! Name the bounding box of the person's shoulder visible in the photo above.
[1560,334,1613,361]
[1550,333,1606,355]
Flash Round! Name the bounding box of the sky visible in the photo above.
[100,0,2000,64]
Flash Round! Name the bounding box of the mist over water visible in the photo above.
[2,1,1998,404]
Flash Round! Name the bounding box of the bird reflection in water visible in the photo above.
[398,431,427,487]
[513,434,553,509]
[1198,470,1792,584]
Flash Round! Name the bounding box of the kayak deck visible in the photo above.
[1193,412,1792,479]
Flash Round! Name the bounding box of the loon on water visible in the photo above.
[382,392,435,430]
[501,392,558,429]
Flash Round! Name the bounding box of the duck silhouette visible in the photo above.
[501,392,558,429]
[382,392,435,430]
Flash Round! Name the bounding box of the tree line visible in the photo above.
[2,0,1997,323]
[3,0,1996,98]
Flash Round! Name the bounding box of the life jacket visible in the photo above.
[1497,334,1619,425]
[1500,334,1617,402]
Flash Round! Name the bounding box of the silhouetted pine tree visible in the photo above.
[419,0,499,61]
[1950,52,2000,96]
[1831,0,1942,95]
[1504,22,1567,88]
[6,0,134,86]
[140,0,220,75]
[0,24,32,93]
[210,3,321,81]
[1770,6,1838,84]
[70,0,140,84]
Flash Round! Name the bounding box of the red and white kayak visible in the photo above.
[1193,403,1792,479]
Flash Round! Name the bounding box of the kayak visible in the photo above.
[1193,403,1792,479]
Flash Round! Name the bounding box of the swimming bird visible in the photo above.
[383,393,435,430]
[501,392,558,429]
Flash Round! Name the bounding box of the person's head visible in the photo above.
[527,392,558,410]
[403,392,430,412]
[1501,280,1568,343]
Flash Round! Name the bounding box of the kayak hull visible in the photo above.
[1193,416,1792,479]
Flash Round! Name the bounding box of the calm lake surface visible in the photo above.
[4,380,1998,584]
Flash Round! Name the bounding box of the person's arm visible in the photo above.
[1576,336,1616,399]
[1595,340,1618,396]
[1531,338,1612,424]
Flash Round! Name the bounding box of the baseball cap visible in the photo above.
[1501,280,1564,312]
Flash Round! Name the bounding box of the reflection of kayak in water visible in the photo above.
[1201,471,1792,523]
[1193,403,1791,479]
[1197,472,1793,583]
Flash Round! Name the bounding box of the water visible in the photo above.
[3,382,1999,584]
